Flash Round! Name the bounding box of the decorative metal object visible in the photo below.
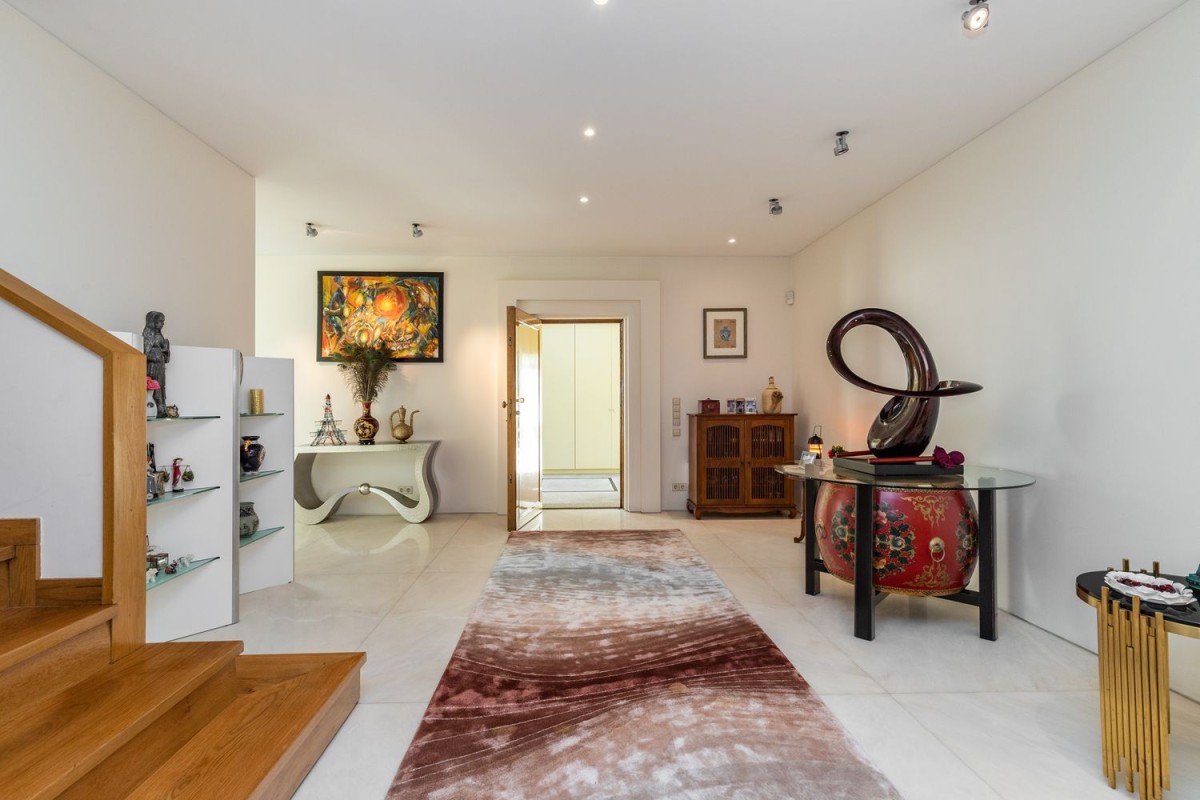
[249,388,265,415]
[310,394,348,445]
[390,406,419,442]
[825,308,982,458]
[807,426,824,460]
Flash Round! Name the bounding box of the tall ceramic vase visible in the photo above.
[354,400,379,445]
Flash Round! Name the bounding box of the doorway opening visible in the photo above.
[540,320,623,510]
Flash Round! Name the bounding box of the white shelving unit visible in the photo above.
[238,356,295,594]
[141,343,239,642]
[111,331,295,641]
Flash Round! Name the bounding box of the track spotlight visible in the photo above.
[411,223,424,239]
[305,222,318,237]
[834,131,850,157]
[768,198,783,216]
[963,0,989,34]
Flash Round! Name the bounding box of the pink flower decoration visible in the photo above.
[146,376,161,390]
[932,446,965,468]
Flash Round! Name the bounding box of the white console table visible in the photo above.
[293,441,440,524]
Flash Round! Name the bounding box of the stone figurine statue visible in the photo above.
[143,311,170,417]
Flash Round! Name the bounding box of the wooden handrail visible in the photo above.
[0,269,146,659]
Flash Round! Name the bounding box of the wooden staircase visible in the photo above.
[0,525,364,800]
[1,269,366,798]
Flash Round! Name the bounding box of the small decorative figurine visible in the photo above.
[171,458,184,492]
[311,394,348,445]
[142,311,170,418]
[165,404,179,418]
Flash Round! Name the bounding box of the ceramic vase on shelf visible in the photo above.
[240,435,266,473]
[760,376,783,414]
[354,401,379,445]
[146,390,157,419]
[239,501,260,538]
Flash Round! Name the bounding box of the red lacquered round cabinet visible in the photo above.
[814,483,979,596]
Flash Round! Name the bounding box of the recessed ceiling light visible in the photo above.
[728,238,737,244]
[580,196,590,204]
[594,0,609,5]
[583,127,596,137]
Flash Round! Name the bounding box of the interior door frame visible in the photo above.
[539,318,625,507]
[497,280,661,517]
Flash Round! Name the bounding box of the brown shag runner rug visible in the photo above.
[388,529,900,799]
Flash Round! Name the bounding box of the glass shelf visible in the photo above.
[239,526,286,548]
[148,415,220,422]
[146,556,219,591]
[240,469,284,483]
[147,485,219,506]
[240,412,285,417]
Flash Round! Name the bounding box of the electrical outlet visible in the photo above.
[672,482,687,492]
[396,485,414,495]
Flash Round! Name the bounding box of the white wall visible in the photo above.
[0,2,255,578]
[792,0,1200,698]
[256,255,795,514]
[0,2,255,351]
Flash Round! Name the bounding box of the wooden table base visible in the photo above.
[1096,587,1170,799]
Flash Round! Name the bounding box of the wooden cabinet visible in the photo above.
[687,414,797,519]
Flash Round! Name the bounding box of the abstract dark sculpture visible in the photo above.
[826,308,981,458]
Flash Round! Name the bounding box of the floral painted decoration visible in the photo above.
[932,446,965,469]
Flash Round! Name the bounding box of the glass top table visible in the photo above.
[778,461,1036,641]
[776,463,1036,491]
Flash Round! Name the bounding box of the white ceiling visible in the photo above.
[8,0,1187,258]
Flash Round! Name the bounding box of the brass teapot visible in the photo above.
[390,405,419,442]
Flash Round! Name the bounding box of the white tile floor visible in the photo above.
[184,511,1200,799]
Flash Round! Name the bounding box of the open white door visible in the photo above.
[506,306,542,530]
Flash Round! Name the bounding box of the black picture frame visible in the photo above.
[317,271,445,363]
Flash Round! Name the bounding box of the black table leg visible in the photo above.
[978,489,997,641]
[804,478,820,596]
[854,482,875,640]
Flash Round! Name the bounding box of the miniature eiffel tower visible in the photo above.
[310,394,348,446]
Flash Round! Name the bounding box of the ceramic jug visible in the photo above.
[761,376,784,414]
[390,406,420,442]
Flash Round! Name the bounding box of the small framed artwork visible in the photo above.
[317,271,445,362]
[744,398,758,414]
[703,308,747,359]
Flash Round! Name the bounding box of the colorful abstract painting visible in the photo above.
[317,271,444,362]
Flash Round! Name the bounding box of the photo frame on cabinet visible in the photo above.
[703,307,747,359]
[317,271,445,362]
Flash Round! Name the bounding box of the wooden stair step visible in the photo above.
[0,605,116,674]
[125,652,366,800]
[0,640,243,800]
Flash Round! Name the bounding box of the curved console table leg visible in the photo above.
[293,441,440,525]
[408,440,439,521]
